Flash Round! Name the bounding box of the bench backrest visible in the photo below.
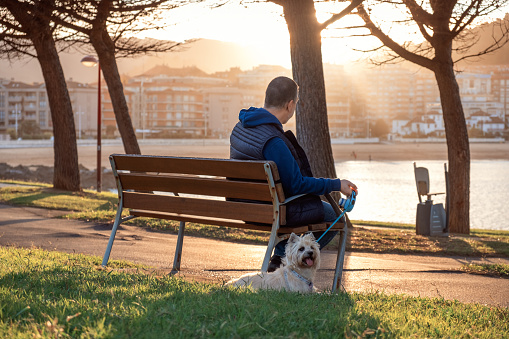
[110,154,287,226]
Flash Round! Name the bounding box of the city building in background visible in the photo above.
[0,79,49,140]
[1,63,508,141]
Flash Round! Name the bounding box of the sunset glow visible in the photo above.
[139,1,509,70]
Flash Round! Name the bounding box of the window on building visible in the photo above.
[39,110,46,127]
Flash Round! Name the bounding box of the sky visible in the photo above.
[138,1,379,68]
[1,1,508,83]
[139,1,509,69]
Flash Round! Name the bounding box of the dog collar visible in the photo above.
[285,269,313,291]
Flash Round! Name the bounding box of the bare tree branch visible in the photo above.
[320,0,364,31]
[357,3,435,70]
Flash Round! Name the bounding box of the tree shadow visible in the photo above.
[479,240,509,257]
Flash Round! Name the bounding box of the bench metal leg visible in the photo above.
[171,221,186,274]
[332,221,348,293]
[262,224,280,272]
[101,213,135,267]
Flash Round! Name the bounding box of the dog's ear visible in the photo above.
[289,233,299,243]
[306,232,316,241]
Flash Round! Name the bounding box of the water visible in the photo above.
[336,160,509,231]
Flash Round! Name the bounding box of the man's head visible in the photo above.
[264,76,299,124]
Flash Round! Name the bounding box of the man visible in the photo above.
[230,76,357,272]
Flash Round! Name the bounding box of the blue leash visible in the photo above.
[316,210,346,242]
[316,190,356,243]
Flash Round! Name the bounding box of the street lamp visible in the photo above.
[81,55,102,193]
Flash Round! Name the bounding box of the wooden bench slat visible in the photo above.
[129,210,273,232]
[112,154,274,181]
[123,192,275,224]
[118,173,273,202]
[129,209,310,234]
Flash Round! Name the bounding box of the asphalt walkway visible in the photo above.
[0,203,507,307]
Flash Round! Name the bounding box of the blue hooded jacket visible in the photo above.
[237,107,342,198]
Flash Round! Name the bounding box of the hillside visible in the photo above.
[0,39,267,84]
[454,13,509,66]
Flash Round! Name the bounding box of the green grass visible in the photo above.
[348,226,509,257]
[1,183,509,258]
[459,263,509,278]
[1,247,508,338]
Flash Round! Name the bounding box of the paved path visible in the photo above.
[0,203,507,307]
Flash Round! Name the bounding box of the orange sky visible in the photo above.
[140,1,509,68]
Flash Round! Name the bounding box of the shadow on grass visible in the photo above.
[7,192,65,206]
[480,240,509,256]
[431,236,475,255]
[0,264,384,338]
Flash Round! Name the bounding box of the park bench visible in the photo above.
[103,154,349,292]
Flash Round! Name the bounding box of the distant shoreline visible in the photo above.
[0,141,507,170]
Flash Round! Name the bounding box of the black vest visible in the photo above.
[230,122,324,226]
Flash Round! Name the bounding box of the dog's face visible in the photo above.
[284,233,320,269]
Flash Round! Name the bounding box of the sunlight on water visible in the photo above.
[336,160,509,231]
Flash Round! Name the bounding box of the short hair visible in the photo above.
[264,76,298,109]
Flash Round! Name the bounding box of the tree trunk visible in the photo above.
[90,29,141,155]
[433,62,470,234]
[281,0,337,180]
[32,29,81,191]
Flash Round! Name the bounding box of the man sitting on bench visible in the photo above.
[230,76,357,272]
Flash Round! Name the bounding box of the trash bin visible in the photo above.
[416,201,447,236]
[414,162,449,237]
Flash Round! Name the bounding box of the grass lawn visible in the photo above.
[1,182,509,279]
[1,246,508,338]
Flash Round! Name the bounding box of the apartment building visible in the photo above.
[202,86,264,137]
[324,64,352,137]
[491,69,509,128]
[425,72,505,120]
[0,79,49,138]
[67,80,98,138]
[0,78,106,139]
[126,73,229,138]
[363,65,415,120]
[414,71,440,116]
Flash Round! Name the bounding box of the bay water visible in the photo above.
[337,160,509,231]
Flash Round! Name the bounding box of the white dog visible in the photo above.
[226,233,320,293]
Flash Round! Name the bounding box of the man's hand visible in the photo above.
[340,179,357,197]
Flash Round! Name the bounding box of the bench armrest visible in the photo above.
[282,194,307,205]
